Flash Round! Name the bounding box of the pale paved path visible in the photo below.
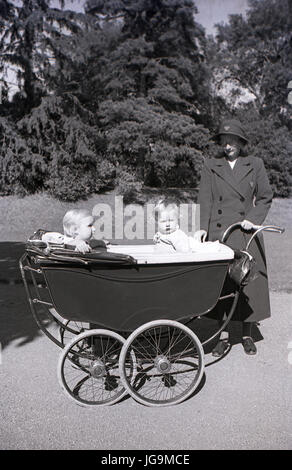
[1,290,291,450]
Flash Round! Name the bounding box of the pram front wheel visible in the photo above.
[58,329,134,407]
[119,320,204,407]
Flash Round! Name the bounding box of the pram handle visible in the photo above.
[221,223,285,251]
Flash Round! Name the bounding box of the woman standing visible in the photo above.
[195,119,273,356]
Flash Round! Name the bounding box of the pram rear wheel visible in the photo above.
[119,320,204,407]
[58,329,134,407]
[59,320,89,346]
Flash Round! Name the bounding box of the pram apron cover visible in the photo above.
[107,243,234,264]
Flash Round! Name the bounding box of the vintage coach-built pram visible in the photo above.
[19,224,283,407]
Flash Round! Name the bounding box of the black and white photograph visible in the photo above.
[0,0,291,453]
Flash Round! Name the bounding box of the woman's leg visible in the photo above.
[211,294,231,357]
[242,322,252,337]
[212,319,230,357]
[242,322,257,355]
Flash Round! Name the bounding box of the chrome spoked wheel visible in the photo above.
[58,329,134,407]
[119,320,204,407]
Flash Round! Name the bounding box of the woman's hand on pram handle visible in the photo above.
[193,230,207,242]
[222,223,285,251]
[240,221,285,234]
[240,220,260,231]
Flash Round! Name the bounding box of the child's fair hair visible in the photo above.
[63,209,92,238]
[153,198,179,220]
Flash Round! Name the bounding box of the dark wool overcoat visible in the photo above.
[197,155,273,322]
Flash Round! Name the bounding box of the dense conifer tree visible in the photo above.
[0,0,115,199]
[85,0,212,195]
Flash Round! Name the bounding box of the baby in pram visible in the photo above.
[41,209,106,253]
[153,198,212,253]
[38,202,220,255]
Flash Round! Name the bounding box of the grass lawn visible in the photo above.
[0,192,291,292]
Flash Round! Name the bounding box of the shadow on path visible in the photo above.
[186,316,264,355]
[0,242,50,350]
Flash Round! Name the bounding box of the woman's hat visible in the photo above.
[214,119,248,143]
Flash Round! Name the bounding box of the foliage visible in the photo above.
[0,0,214,200]
[0,1,116,201]
[0,0,291,201]
[0,0,87,116]
[86,0,212,198]
[213,0,292,123]
[234,107,292,197]
[115,165,144,204]
[206,0,292,198]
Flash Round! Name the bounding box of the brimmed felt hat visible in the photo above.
[214,119,248,143]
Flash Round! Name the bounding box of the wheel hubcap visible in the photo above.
[90,360,106,378]
[154,355,171,374]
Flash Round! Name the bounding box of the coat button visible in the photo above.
[218,209,222,214]
[219,196,223,201]
[239,211,244,216]
[240,196,245,202]
[217,223,221,228]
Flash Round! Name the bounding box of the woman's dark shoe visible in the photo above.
[212,340,229,357]
[242,337,257,355]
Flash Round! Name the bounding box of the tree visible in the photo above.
[0,0,94,116]
[205,0,292,198]
[0,1,117,200]
[86,0,212,195]
[213,0,292,124]
[234,106,292,197]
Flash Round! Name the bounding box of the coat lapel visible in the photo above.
[210,158,245,198]
[210,157,254,198]
[233,156,253,182]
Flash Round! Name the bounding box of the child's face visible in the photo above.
[157,208,178,235]
[74,216,95,241]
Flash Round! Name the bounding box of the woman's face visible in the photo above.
[220,134,242,160]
